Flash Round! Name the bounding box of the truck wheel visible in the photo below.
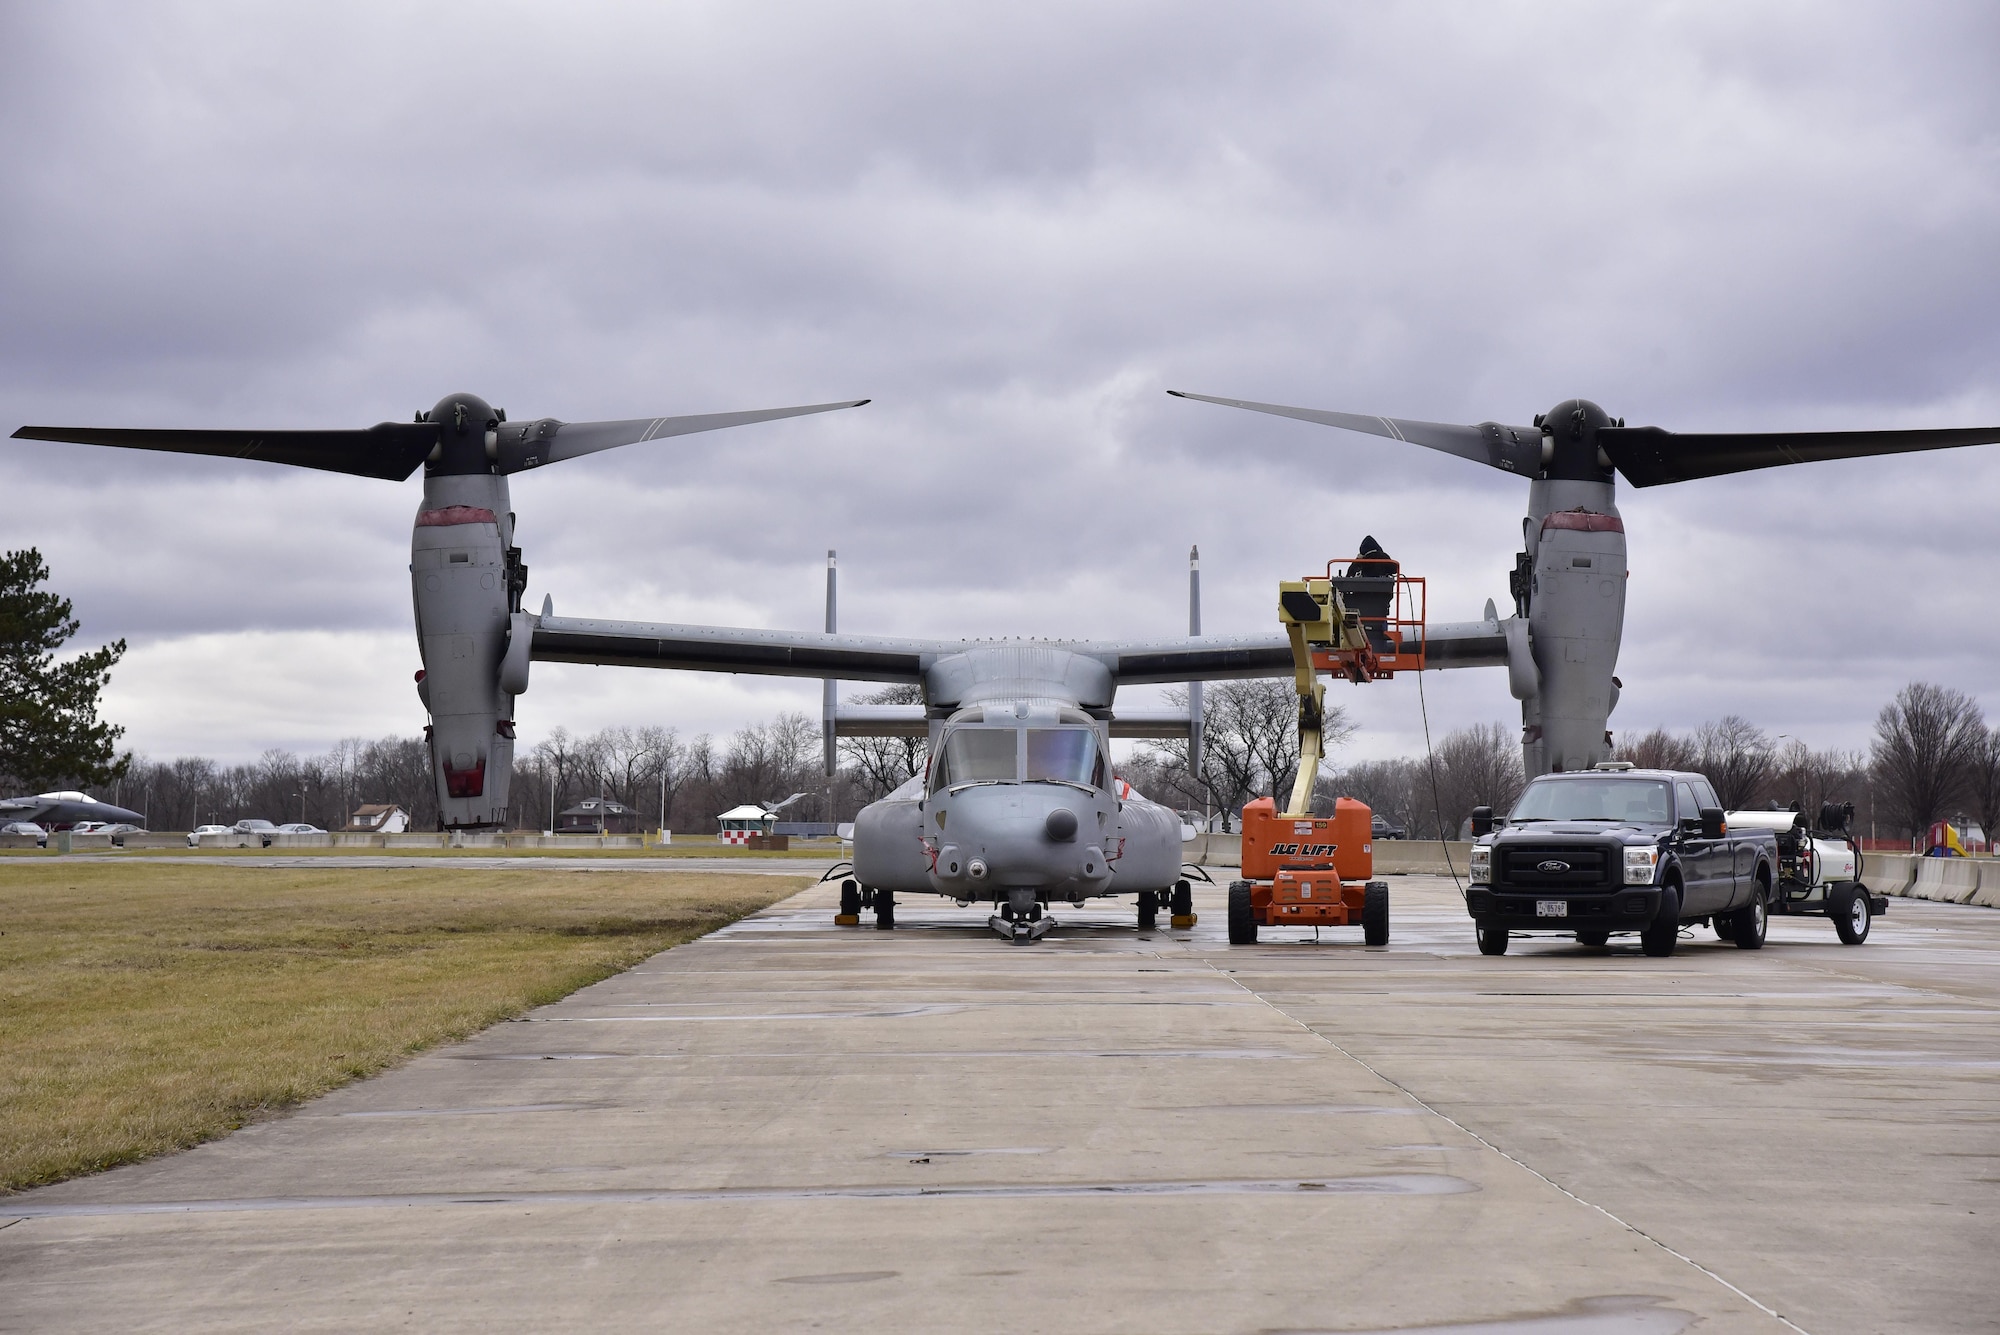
[1831,883,1872,945]
[1729,885,1769,950]
[1476,924,1509,956]
[1576,929,1609,948]
[1362,881,1389,946]
[1640,884,1680,957]
[1137,889,1159,931]
[1227,882,1257,945]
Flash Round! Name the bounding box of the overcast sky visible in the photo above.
[4,2,1997,772]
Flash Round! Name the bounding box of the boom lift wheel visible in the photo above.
[1137,889,1158,931]
[1361,881,1389,946]
[1169,879,1196,929]
[1640,884,1680,957]
[1831,883,1872,945]
[836,879,861,925]
[1226,881,1257,945]
[875,888,895,931]
[1729,885,1768,950]
[1476,924,1509,956]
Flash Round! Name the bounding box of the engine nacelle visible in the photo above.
[411,472,520,828]
[1521,478,1626,776]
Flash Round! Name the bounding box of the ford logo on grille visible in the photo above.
[1537,859,1571,874]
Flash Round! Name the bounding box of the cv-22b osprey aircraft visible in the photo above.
[13,391,1513,943]
[1170,390,2000,780]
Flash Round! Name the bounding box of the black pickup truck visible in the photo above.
[1465,764,1779,958]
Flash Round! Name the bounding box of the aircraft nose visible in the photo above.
[1045,808,1078,842]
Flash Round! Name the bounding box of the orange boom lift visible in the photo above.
[1226,553,1423,946]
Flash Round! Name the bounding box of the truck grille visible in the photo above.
[1498,845,1613,890]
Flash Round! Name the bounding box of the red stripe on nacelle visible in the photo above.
[417,506,499,527]
[1540,510,1624,534]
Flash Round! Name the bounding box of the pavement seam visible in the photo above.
[1202,959,1815,1335]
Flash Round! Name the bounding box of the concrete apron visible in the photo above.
[5,877,1997,1333]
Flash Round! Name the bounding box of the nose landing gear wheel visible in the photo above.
[836,879,861,926]
[874,889,895,931]
[1169,879,1196,929]
[1137,889,1158,931]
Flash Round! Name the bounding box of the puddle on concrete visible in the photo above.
[7,1174,1477,1218]
[773,1270,899,1285]
[879,1147,1054,1158]
[1269,1295,1694,1335]
[454,1048,1312,1062]
[1179,1103,1425,1116]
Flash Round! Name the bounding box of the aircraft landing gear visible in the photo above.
[836,879,861,926]
[874,888,895,931]
[1169,879,1196,929]
[1137,889,1159,931]
[989,892,1053,944]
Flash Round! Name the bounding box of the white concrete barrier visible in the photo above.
[268,833,333,848]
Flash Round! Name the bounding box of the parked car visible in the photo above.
[1371,814,1406,840]
[232,818,279,847]
[188,824,233,847]
[71,820,112,834]
[274,823,326,835]
[1,821,47,846]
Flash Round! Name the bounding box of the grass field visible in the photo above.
[0,861,807,1194]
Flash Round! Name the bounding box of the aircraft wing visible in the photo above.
[1089,621,1509,682]
[531,616,941,682]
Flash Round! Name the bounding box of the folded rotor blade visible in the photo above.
[1599,423,2000,488]
[492,399,870,474]
[9,422,441,481]
[1167,390,1542,476]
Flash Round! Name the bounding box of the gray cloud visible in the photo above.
[3,2,1997,764]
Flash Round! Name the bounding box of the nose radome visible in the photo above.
[1045,808,1079,842]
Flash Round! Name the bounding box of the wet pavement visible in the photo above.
[3,874,1994,1333]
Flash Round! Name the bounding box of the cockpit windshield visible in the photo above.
[1025,728,1105,789]
[930,727,1018,792]
[1509,778,1671,824]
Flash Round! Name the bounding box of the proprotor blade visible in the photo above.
[1167,390,1542,476]
[491,399,870,474]
[9,422,441,481]
[1598,423,2000,488]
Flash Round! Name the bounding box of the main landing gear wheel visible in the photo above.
[1641,884,1680,957]
[1831,883,1872,945]
[1575,929,1610,949]
[1169,879,1196,929]
[1362,881,1389,946]
[1476,924,1509,956]
[1227,880,1257,945]
[1729,887,1769,950]
[874,888,895,931]
[1137,889,1159,931]
[836,879,861,926]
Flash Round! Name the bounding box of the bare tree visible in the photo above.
[839,683,928,801]
[1139,679,1351,828]
[1615,726,1700,772]
[1326,757,1423,832]
[1961,727,2000,853]
[1766,740,1870,820]
[1870,681,1985,839]
[1696,716,1777,809]
[1422,722,1526,839]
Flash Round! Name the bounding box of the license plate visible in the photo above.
[1536,900,1568,918]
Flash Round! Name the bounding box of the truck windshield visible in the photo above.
[1509,778,1671,823]
[1025,728,1105,788]
[931,728,1018,792]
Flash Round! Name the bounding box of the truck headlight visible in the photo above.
[1469,847,1491,885]
[1624,847,1659,885]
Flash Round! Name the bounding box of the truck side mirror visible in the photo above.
[1700,807,1726,839]
[1470,806,1493,838]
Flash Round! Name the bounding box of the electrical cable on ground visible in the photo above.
[1416,665,1466,901]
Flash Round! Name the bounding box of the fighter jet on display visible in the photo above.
[1168,391,2000,778]
[0,790,146,831]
